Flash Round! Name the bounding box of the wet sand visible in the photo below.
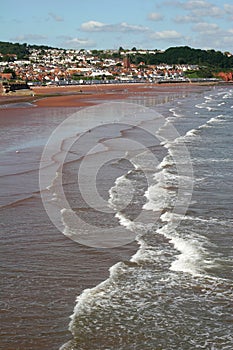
[0,82,212,108]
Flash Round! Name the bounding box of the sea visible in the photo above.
[0,85,232,350]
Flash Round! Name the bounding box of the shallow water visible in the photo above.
[61,86,233,350]
[1,86,232,350]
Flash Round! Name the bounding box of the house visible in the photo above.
[0,73,12,80]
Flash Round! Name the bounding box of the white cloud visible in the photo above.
[191,29,233,51]
[183,0,210,9]
[178,1,223,17]
[192,22,220,34]
[161,1,181,6]
[48,12,64,22]
[191,6,224,18]
[224,4,233,13]
[81,21,149,33]
[63,37,95,48]
[150,30,183,40]
[224,4,233,20]
[120,22,149,32]
[11,34,47,42]
[173,15,200,23]
[147,12,163,21]
[169,1,224,22]
[81,21,105,32]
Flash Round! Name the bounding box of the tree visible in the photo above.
[3,68,17,79]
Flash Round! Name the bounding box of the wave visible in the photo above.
[181,113,228,137]
[194,157,233,164]
[0,195,36,209]
[169,107,183,118]
[223,93,233,99]
[204,95,213,100]
[0,102,36,109]
[195,103,217,112]
[185,128,199,137]
[143,183,172,211]
[195,102,210,109]
[108,173,134,211]
[156,212,218,276]
[206,115,224,125]
[107,130,197,278]
[206,106,217,111]
[157,155,173,169]
[59,88,233,350]
[0,167,39,179]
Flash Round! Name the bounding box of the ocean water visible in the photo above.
[1,86,232,350]
[60,87,233,350]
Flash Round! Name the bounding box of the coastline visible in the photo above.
[0,81,220,108]
[0,82,221,350]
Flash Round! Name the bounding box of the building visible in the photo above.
[123,56,131,69]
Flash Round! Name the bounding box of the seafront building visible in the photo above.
[0,47,225,90]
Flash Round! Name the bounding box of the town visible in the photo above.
[1,46,225,92]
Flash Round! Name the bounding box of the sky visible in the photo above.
[1,0,233,52]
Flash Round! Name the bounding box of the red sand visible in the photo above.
[0,82,214,108]
[32,83,162,107]
[32,83,209,107]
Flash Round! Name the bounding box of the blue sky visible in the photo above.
[1,0,233,51]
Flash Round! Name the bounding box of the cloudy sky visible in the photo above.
[1,0,233,51]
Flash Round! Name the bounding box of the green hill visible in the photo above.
[0,41,55,61]
[129,46,233,69]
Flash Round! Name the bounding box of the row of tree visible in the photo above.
[128,46,233,69]
[0,41,54,61]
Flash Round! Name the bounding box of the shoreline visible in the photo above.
[0,81,221,108]
[1,82,229,350]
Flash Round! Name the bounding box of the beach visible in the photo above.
[0,82,214,108]
[1,82,232,350]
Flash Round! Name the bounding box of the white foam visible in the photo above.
[168,212,233,227]
[195,103,206,109]
[143,184,168,211]
[108,174,134,211]
[207,115,224,124]
[185,128,199,137]
[196,158,232,164]
[195,101,217,112]
[157,155,174,169]
[206,106,216,111]
[130,240,159,264]
[223,93,232,99]
[169,107,182,118]
[157,212,219,276]
[162,141,173,149]
[115,212,140,231]
[155,169,192,189]
[160,211,183,223]
[169,236,209,275]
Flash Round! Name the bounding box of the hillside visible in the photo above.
[128,46,233,69]
[0,41,55,60]
[0,42,232,70]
